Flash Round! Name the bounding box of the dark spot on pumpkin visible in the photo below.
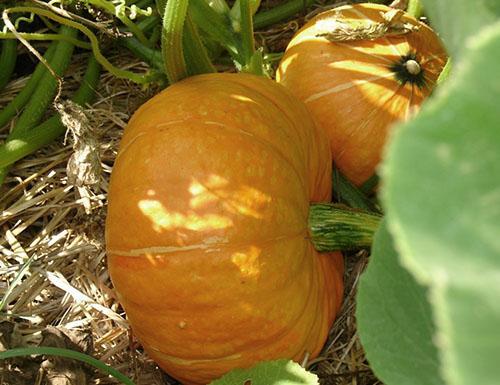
[244,381,252,385]
[390,51,426,88]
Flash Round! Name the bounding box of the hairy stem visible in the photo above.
[309,203,382,252]
[161,0,189,83]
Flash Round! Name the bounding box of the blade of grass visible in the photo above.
[0,347,135,385]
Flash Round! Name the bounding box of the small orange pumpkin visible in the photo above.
[106,73,344,385]
[276,3,448,186]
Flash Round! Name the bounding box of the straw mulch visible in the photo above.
[1,3,382,385]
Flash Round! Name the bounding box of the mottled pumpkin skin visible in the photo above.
[106,73,344,385]
[276,3,448,185]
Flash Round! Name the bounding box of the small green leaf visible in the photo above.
[420,0,500,58]
[357,220,443,385]
[209,359,319,385]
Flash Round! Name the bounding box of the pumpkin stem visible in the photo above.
[404,59,421,75]
[308,203,382,252]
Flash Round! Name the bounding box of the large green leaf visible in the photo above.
[209,360,319,385]
[357,221,443,385]
[420,0,500,57]
[381,20,500,385]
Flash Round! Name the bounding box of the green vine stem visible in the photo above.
[0,47,58,130]
[230,0,261,32]
[183,14,216,75]
[76,0,152,46]
[118,12,164,74]
[0,32,91,49]
[156,0,167,14]
[135,0,155,10]
[3,6,154,84]
[9,25,77,140]
[238,0,264,75]
[253,0,314,29]
[239,0,255,66]
[207,0,231,14]
[148,24,161,44]
[0,347,135,385]
[0,55,100,184]
[188,1,239,58]
[333,168,380,213]
[309,203,382,252]
[119,35,164,70]
[360,174,379,194]
[0,39,16,91]
[161,0,189,83]
[407,0,423,19]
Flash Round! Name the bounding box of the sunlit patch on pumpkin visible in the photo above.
[188,175,271,219]
[145,253,161,266]
[138,199,233,232]
[230,246,261,278]
[276,53,298,74]
[230,94,257,104]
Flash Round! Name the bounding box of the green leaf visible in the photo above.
[381,21,500,385]
[420,0,500,58]
[209,359,319,385]
[356,220,443,385]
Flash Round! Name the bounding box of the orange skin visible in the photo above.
[106,73,344,385]
[276,3,448,186]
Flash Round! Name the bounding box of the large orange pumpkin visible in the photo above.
[106,73,344,385]
[276,3,448,186]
